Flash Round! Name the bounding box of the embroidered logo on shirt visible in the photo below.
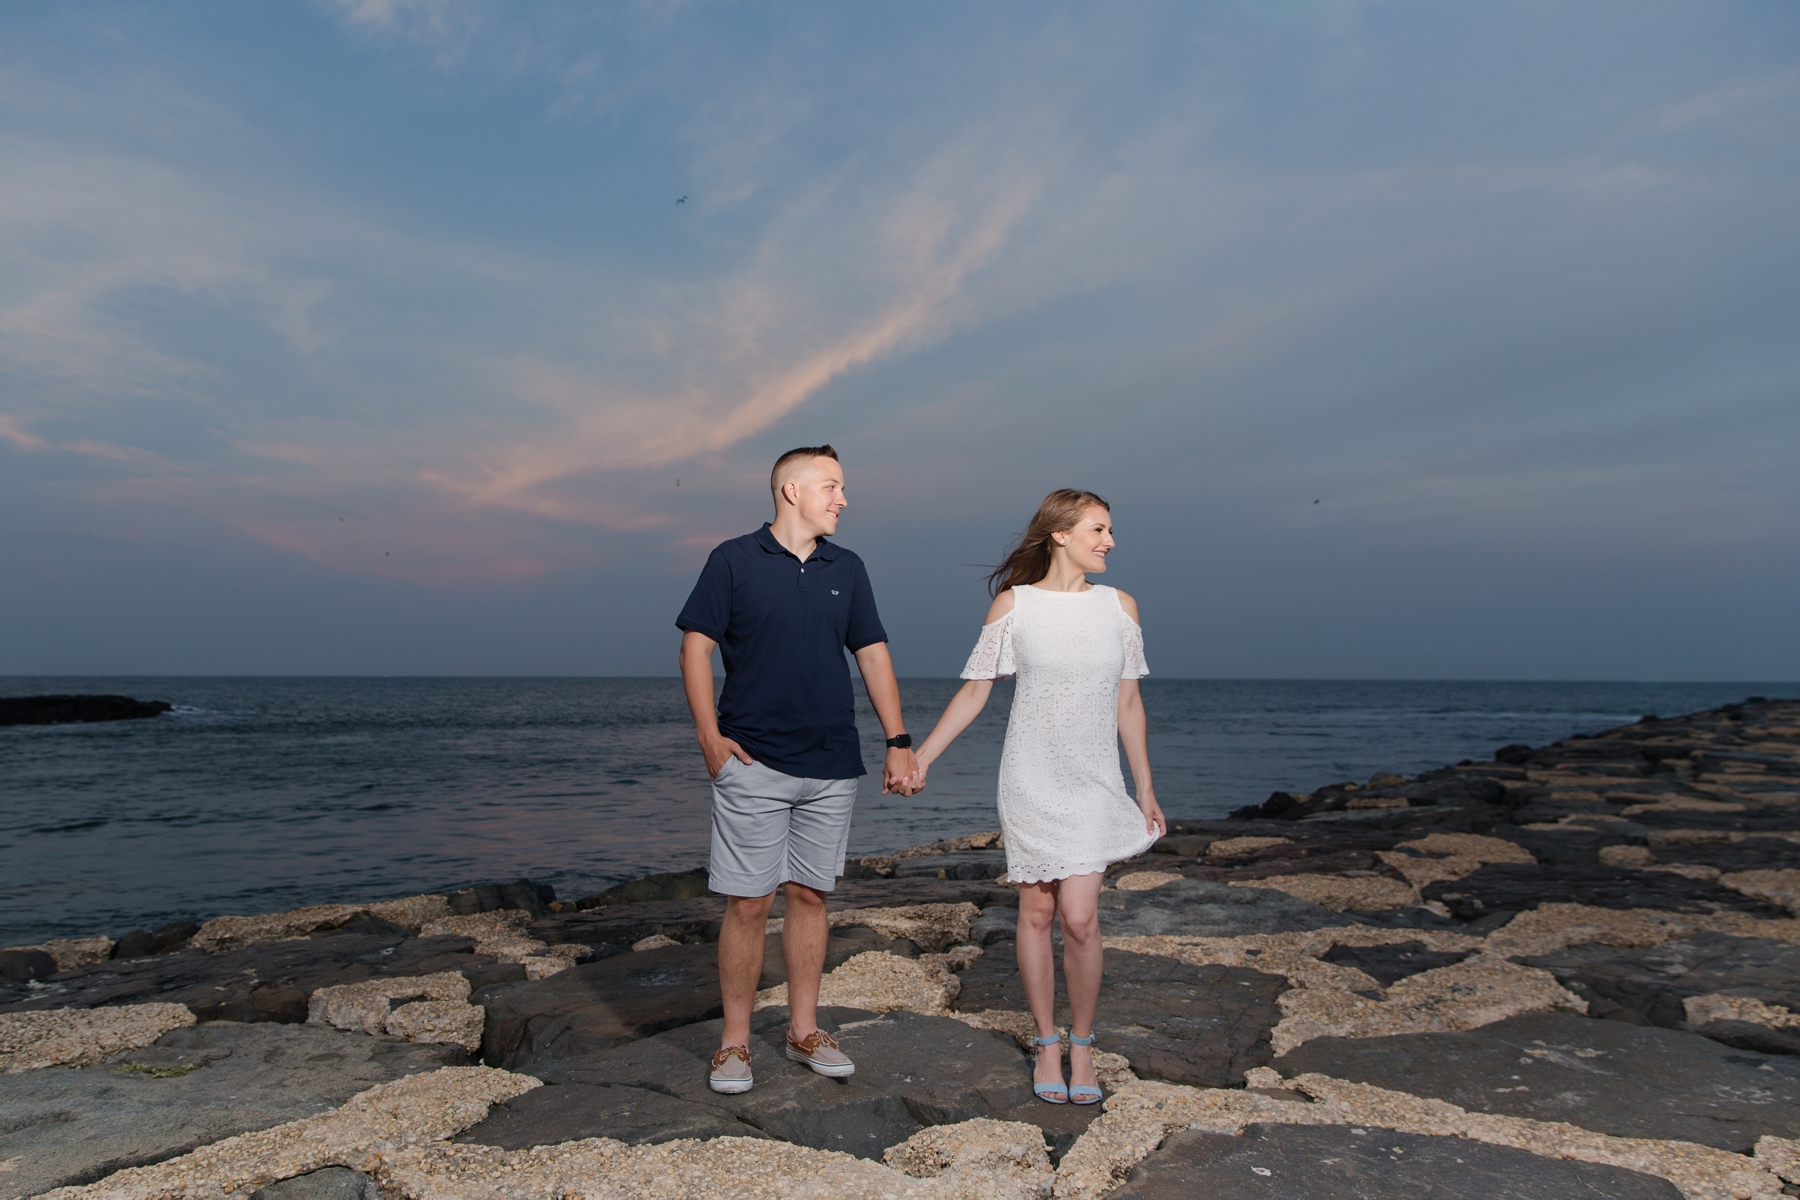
[831,589,840,595]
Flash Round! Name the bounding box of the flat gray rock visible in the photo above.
[1274,1013,1800,1152]
[539,1007,1100,1160]
[954,950,1287,1087]
[1110,1124,1681,1199]
[967,906,1017,946]
[249,1167,378,1200]
[0,927,494,1021]
[480,927,892,1073]
[1424,864,1782,920]
[1520,933,1800,1031]
[0,1022,462,1197]
[1321,941,1472,986]
[1097,878,1351,939]
[455,1081,763,1148]
[890,851,1007,880]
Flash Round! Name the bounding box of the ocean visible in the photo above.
[0,677,1790,946]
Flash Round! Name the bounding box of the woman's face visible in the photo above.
[1055,506,1115,573]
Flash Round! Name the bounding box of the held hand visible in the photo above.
[906,759,931,795]
[1139,791,1166,838]
[702,736,753,779]
[883,746,921,795]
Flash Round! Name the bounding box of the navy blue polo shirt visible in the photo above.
[676,524,888,780]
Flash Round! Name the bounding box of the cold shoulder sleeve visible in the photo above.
[1120,611,1149,679]
[960,611,1016,680]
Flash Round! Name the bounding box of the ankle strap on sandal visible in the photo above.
[1033,1033,1062,1046]
[1069,1032,1096,1046]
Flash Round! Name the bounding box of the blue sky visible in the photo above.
[2,0,1796,679]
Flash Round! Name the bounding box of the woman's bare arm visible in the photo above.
[910,592,1015,784]
[1117,679,1163,835]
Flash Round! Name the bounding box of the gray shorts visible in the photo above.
[708,757,857,897]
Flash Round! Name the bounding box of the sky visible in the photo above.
[1,0,1796,680]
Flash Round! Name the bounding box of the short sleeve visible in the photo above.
[1121,612,1149,680]
[675,547,733,641]
[960,612,1016,680]
[844,557,888,652]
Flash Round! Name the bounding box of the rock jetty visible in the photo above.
[0,695,173,726]
[2,697,1796,1199]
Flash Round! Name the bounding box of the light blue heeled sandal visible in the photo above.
[1031,1033,1068,1104]
[1068,1032,1102,1105]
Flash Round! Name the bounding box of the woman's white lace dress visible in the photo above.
[960,584,1155,883]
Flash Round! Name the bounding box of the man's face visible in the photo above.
[788,457,847,535]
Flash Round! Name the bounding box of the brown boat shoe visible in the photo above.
[785,1028,855,1078]
[709,1044,754,1094]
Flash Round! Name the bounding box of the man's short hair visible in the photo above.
[770,444,840,503]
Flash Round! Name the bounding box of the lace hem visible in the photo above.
[1006,860,1116,885]
[960,611,1016,680]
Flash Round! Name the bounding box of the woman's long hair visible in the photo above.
[985,489,1111,597]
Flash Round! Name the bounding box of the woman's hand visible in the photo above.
[1138,791,1166,838]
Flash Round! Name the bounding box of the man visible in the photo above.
[676,445,921,1095]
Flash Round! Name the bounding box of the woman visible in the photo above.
[912,488,1164,1104]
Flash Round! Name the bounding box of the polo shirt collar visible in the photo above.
[755,523,840,562]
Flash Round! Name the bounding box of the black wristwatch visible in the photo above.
[885,733,913,749]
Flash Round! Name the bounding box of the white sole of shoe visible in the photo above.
[785,1046,855,1077]
[708,1075,754,1094]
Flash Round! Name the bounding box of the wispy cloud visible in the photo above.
[3,0,1796,618]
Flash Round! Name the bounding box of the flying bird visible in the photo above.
[1313,499,1320,505]
[675,195,687,205]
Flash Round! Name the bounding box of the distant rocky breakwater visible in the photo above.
[4,698,1799,1200]
[0,694,173,726]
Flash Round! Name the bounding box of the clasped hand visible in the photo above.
[883,747,926,796]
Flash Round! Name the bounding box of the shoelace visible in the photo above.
[712,1045,750,1068]
[790,1029,840,1052]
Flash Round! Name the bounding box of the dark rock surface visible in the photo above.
[1274,1012,1800,1152]
[0,1023,461,1197]
[447,880,555,920]
[1320,941,1473,985]
[1097,878,1352,938]
[249,1168,379,1200]
[456,1081,765,1148]
[574,868,711,911]
[0,931,495,1019]
[1656,839,1800,872]
[1519,932,1800,1033]
[110,921,202,960]
[538,1006,1101,1161]
[954,950,1287,1088]
[890,850,1008,880]
[968,906,1017,946]
[481,927,894,1073]
[1687,1020,1800,1056]
[0,694,173,726]
[0,948,58,982]
[1424,864,1786,919]
[825,876,1020,910]
[532,896,728,957]
[1110,1124,1681,1199]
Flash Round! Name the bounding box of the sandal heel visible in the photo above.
[1031,1032,1067,1104]
[1068,1032,1102,1105]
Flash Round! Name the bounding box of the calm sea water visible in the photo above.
[0,677,1790,945]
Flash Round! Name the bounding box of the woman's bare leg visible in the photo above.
[1016,881,1064,1088]
[1057,872,1105,1092]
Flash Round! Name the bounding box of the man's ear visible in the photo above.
[782,479,800,507]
